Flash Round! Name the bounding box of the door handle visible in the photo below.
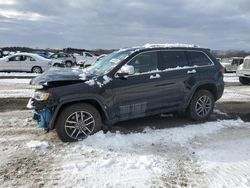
[187,69,196,74]
[150,74,160,79]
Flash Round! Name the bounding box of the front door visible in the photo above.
[112,51,165,121]
[5,55,24,71]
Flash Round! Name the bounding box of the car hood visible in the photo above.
[30,68,95,86]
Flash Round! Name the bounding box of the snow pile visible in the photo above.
[58,152,163,187]
[195,138,250,188]
[54,119,248,187]
[82,119,246,150]
[26,140,49,149]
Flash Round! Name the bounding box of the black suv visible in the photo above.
[28,44,224,142]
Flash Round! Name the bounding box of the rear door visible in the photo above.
[19,55,36,72]
[186,51,214,83]
[158,50,199,110]
[112,51,165,121]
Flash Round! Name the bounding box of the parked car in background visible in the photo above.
[49,52,76,67]
[221,57,244,73]
[0,53,52,73]
[96,54,107,62]
[237,55,250,85]
[74,51,98,67]
[32,51,52,59]
[0,49,3,58]
[28,44,224,142]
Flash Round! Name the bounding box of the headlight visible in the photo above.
[33,91,50,101]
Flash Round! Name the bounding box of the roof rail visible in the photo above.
[143,43,199,48]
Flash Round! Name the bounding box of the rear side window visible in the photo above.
[86,53,93,57]
[159,51,188,70]
[128,52,158,74]
[187,51,212,66]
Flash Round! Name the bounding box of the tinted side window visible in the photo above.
[58,54,65,58]
[128,52,158,74]
[26,56,36,61]
[51,54,58,58]
[187,51,212,66]
[9,55,24,61]
[86,53,93,57]
[159,51,188,70]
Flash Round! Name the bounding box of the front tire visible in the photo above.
[56,103,103,142]
[188,90,214,121]
[239,77,250,85]
[53,63,61,67]
[31,66,43,73]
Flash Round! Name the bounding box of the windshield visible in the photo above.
[86,49,136,75]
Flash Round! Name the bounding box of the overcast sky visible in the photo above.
[0,0,250,50]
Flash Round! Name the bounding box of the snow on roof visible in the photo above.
[244,55,250,59]
[143,43,199,49]
[118,43,200,53]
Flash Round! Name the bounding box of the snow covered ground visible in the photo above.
[0,78,33,98]
[0,72,39,78]
[0,72,249,187]
[0,110,249,187]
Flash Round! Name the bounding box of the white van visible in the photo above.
[237,55,250,85]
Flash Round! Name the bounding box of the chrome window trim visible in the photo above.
[115,49,215,78]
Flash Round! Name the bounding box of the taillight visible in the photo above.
[219,66,225,74]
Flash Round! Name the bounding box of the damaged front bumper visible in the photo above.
[27,98,54,129]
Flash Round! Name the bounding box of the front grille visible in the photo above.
[243,60,250,69]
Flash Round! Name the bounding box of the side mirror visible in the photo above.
[117,65,135,77]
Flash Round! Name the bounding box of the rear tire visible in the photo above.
[65,61,72,67]
[239,77,250,85]
[31,66,42,73]
[53,63,61,67]
[56,103,102,142]
[188,90,215,121]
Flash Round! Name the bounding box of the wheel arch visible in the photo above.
[49,98,109,130]
[195,83,218,100]
[31,65,43,73]
[184,83,218,110]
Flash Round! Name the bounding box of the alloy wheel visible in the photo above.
[195,95,212,117]
[64,111,95,140]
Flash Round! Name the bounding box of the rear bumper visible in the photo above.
[215,77,224,101]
